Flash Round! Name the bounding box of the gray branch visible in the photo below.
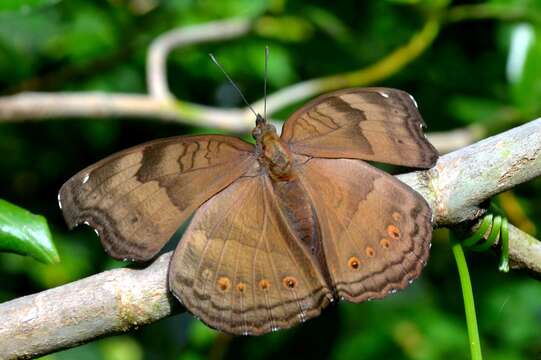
[1,118,540,359]
[0,254,178,360]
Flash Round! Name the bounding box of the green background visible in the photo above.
[1,0,541,359]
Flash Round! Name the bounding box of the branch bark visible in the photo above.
[1,119,540,359]
[0,254,179,360]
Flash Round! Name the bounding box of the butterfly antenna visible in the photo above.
[263,46,269,122]
[209,53,258,118]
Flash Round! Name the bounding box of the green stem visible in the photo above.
[450,236,483,360]
[471,216,501,252]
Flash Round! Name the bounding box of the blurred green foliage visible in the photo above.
[1,0,541,359]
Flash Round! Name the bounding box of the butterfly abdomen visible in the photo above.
[270,176,334,288]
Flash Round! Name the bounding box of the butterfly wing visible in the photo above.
[59,135,256,261]
[169,174,333,335]
[281,87,438,168]
[297,158,432,302]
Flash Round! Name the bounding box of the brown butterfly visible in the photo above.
[59,55,438,335]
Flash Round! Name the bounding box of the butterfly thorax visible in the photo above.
[253,121,293,181]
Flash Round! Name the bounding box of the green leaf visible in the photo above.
[0,198,59,264]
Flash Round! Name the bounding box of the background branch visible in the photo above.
[1,118,540,359]
[147,18,253,100]
[0,16,440,135]
[446,3,538,23]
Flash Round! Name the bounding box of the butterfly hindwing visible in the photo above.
[281,87,438,168]
[169,174,333,335]
[297,158,432,302]
[59,135,255,261]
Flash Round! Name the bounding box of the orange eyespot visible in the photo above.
[236,282,246,293]
[217,277,230,292]
[259,279,270,290]
[283,276,298,289]
[392,212,401,221]
[380,238,391,249]
[365,246,375,257]
[348,256,360,270]
[387,225,401,239]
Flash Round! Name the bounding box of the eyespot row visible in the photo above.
[210,222,402,289]
[347,222,402,270]
[214,276,299,292]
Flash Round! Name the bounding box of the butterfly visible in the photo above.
[59,53,438,336]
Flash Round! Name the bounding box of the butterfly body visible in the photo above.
[59,87,438,335]
[253,124,334,288]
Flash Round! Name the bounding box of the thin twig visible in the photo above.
[0,92,254,131]
[147,18,253,100]
[1,119,541,359]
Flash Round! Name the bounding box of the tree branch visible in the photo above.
[1,119,540,359]
[0,253,178,360]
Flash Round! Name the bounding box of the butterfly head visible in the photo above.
[253,114,278,143]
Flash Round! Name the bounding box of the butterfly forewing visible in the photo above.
[281,87,438,168]
[169,173,333,335]
[59,135,255,261]
[296,158,432,301]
